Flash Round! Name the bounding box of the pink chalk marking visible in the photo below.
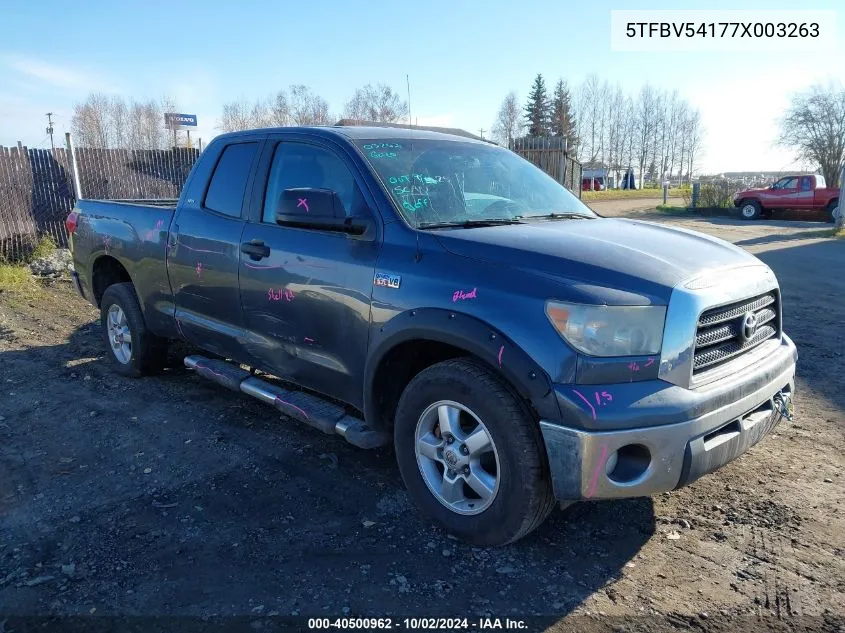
[268,288,294,302]
[628,361,640,372]
[297,198,309,213]
[644,358,655,368]
[600,390,613,402]
[304,337,314,343]
[585,443,609,499]
[179,243,226,255]
[451,287,478,303]
[497,345,504,367]
[572,389,597,420]
[273,395,309,419]
[195,262,203,278]
[243,261,284,270]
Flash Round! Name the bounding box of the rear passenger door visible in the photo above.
[168,139,261,360]
[238,135,381,407]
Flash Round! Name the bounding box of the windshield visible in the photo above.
[354,138,595,227]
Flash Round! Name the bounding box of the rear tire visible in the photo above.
[826,200,838,224]
[394,358,555,546]
[740,200,762,220]
[100,283,167,377]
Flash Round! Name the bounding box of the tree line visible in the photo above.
[71,94,179,151]
[493,73,704,186]
[71,83,408,149]
[217,82,407,133]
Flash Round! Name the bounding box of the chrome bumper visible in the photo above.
[540,334,797,501]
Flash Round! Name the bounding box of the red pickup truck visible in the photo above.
[734,174,839,221]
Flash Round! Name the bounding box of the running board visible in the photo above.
[184,355,389,449]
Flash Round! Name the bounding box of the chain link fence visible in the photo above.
[0,145,199,261]
[510,137,582,196]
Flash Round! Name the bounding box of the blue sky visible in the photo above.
[1,0,842,173]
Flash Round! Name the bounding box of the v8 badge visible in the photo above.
[374,272,402,289]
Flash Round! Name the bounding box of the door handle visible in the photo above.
[241,240,270,260]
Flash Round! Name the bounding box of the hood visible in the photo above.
[433,218,760,304]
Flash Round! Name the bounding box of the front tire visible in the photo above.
[100,283,167,377]
[394,358,555,546]
[740,200,762,220]
[826,200,838,224]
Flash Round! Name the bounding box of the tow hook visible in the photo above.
[773,391,794,422]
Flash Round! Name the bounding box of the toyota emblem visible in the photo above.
[741,311,758,342]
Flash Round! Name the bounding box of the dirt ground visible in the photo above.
[1,211,843,632]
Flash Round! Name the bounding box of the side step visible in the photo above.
[184,356,389,449]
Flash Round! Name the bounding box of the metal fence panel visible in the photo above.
[0,146,199,260]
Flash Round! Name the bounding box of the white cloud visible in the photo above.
[1,53,117,93]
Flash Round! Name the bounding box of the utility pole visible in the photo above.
[46,112,55,151]
[478,127,486,140]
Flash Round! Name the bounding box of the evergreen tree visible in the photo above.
[524,74,550,137]
[551,79,578,152]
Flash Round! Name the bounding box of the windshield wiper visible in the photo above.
[526,212,594,220]
[417,218,525,230]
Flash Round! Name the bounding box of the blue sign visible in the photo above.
[165,113,197,127]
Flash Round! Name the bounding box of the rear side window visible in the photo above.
[204,142,258,217]
[800,176,812,191]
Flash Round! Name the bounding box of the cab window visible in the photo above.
[262,143,364,223]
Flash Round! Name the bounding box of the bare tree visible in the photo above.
[344,83,407,123]
[218,99,254,133]
[685,109,704,182]
[575,74,601,162]
[289,85,332,126]
[492,91,523,147]
[71,93,111,148]
[72,93,177,149]
[271,90,290,127]
[779,82,845,187]
[634,84,659,188]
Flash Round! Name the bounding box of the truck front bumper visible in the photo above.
[540,334,797,501]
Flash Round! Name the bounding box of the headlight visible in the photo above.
[545,301,666,357]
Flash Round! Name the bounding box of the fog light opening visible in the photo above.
[606,444,651,484]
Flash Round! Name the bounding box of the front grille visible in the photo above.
[693,291,780,374]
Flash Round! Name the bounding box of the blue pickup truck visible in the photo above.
[67,126,797,545]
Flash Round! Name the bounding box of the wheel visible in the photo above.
[826,200,839,224]
[740,200,762,220]
[394,358,555,546]
[100,282,166,377]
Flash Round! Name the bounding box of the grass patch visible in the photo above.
[29,235,57,261]
[655,204,689,213]
[581,189,686,202]
[0,263,40,297]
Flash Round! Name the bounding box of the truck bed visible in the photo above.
[69,198,178,337]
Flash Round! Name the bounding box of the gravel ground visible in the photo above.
[1,214,843,632]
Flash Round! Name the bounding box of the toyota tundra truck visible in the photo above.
[734,173,839,221]
[66,126,797,546]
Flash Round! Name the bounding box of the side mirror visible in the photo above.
[275,187,375,239]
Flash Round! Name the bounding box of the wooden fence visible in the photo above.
[0,145,199,260]
[511,137,583,196]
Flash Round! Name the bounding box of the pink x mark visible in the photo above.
[297,198,309,213]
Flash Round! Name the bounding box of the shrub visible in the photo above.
[29,236,57,261]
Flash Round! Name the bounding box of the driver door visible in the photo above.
[238,136,381,407]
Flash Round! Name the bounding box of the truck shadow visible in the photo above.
[0,321,654,619]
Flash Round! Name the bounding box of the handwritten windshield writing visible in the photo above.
[363,143,402,150]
